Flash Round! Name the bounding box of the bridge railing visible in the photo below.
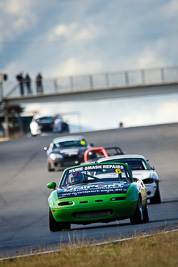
[2,66,178,99]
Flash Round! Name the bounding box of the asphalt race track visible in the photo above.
[0,123,178,258]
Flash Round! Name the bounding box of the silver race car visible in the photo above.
[44,135,93,171]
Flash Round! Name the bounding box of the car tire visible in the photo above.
[49,208,62,232]
[48,163,54,172]
[143,200,149,223]
[130,198,143,224]
[62,223,71,230]
[49,208,71,232]
[150,183,161,204]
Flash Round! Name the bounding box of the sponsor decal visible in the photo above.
[115,168,121,174]
[69,167,83,173]
[69,164,123,173]
[57,183,129,199]
[80,140,86,145]
[103,164,123,169]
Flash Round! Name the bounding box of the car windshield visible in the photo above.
[60,163,132,187]
[36,116,54,122]
[101,158,150,170]
[53,139,87,148]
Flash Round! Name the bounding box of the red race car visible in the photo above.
[84,146,124,163]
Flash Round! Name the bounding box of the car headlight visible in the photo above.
[50,153,63,160]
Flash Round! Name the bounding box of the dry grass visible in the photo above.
[1,231,178,267]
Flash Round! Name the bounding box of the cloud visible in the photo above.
[156,100,178,122]
[1,0,178,86]
[161,0,178,18]
[47,57,102,77]
[121,98,178,127]
[136,50,165,69]
[0,0,37,48]
[134,40,167,69]
[2,0,31,15]
[47,22,103,42]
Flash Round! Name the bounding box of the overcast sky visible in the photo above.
[0,0,178,131]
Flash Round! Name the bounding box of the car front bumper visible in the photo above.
[49,194,137,224]
[144,182,157,199]
[48,157,80,170]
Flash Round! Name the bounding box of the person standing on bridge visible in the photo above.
[36,73,43,94]
[16,73,24,96]
[25,74,32,95]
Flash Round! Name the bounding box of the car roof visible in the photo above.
[53,135,85,143]
[98,154,147,162]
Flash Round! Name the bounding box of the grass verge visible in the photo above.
[1,230,178,267]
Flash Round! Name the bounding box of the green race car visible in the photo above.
[47,162,149,231]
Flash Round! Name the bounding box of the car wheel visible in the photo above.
[49,208,71,232]
[150,183,161,204]
[143,200,149,223]
[49,208,62,232]
[48,163,54,172]
[62,223,71,230]
[130,198,143,224]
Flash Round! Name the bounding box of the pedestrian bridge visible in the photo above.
[1,66,178,105]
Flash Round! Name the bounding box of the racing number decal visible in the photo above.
[115,169,121,174]
[81,140,86,145]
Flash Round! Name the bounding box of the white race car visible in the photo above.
[30,114,69,136]
[97,154,161,204]
[30,115,55,136]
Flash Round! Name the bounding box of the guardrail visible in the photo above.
[2,66,178,99]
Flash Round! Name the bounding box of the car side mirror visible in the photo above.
[44,146,48,151]
[90,143,94,147]
[152,166,155,170]
[47,182,56,190]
